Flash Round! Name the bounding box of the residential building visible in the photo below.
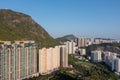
[53,46,60,70]
[46,48,53,73]
[91,51,102,62]
[102,51,117,67]
[64,40,76,54]
[79,49,86,55]
[38,48,47,75]
[112,58,120,72]
[38,46,60,75]
[77,38,87,47]
[59,45,68,67]
[0,41,37,80]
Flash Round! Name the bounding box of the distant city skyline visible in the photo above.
[0,0,120,39]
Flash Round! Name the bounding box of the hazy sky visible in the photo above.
[0,0,120,39]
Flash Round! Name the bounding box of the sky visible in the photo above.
[0,0,120,39]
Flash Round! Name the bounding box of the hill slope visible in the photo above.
[86,43,120,55]
[0,9,59,48]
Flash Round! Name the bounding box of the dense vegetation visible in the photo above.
[86,43,120,55]
[68,55,119,80]
[26,68,76,80]
[0,9,59,48]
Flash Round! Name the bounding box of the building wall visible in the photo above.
[53,46,60,70]
[112,58,120,72]
[38,48,47,74]
[46,48,52,73]
[64,41,76,54]
[103,51,117,67]
[60,45,68,67]
[38,46,60,75]
[77,38,87,47]
[79,49,86,55]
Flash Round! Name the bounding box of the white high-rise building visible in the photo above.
[102,51,117,67]
[112,58,120,72]
[91,51,102,62]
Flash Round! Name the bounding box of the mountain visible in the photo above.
[56,34,77,42]
[0,9,59,48]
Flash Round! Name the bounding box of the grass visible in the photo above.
[77,61,93,68]
[68,54,119,80]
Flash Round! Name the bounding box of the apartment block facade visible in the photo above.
[102,51,117,67]
[64,41,76,54]
[59,45,68,67]
[0,41,37,80]
[38,46,60,75]
[79,49,86,55]
[112,58,120,72]
[77,38,87,47]
[91,51,102,62]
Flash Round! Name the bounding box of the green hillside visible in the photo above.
[0,9,59,48]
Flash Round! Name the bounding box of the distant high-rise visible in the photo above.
[79,49,86,55]
[102,51,117,67]
[91,51,102,62]
[77,38,87,48]
[112,58,120,72]
[64,40,76,54]
[59,45,68,67]
[0,41,37,80]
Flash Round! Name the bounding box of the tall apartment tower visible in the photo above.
[38,46,60,75]
[59,45,68,67]
[46,48,53,73]
[79,49,86,55]
[38,48,47,75]
[64,41,76,54]
[77,38,87,48]
[112,58,120,72]
[91,51,102,62]
[0,41,37,80]
[52,46,60,70]
[102,51,117,66]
